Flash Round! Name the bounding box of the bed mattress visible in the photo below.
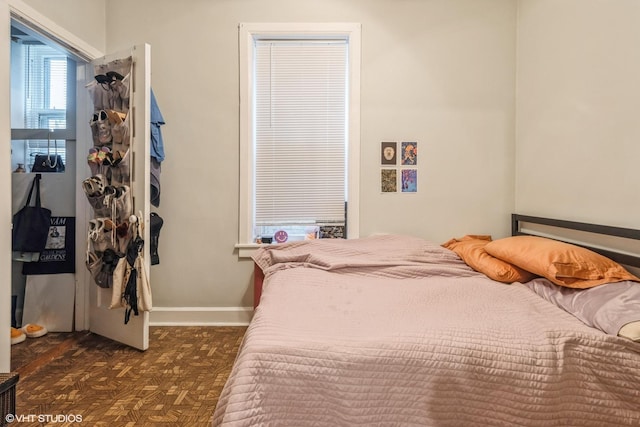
[212,235,640,426]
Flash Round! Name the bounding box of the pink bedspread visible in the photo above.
[212,235,640,426]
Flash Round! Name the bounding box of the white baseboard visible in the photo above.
[149,306,254,326]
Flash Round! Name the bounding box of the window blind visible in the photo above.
[24,47,68,165]
[24,45,67,130]
[254,40,347,226]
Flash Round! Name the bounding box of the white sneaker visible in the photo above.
[90,110,112,146]
[82,174,108,197]
[88,218,115,253]
[114,185,132,223]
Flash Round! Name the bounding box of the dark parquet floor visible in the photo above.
[9,326,246,426]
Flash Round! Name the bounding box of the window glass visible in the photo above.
[11,44,67,129]
[10,25,73,173]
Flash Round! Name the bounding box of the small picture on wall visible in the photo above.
[401,141,417,166]
[401,169,417,193]
[381,169,397,193]
[381,142,397,165]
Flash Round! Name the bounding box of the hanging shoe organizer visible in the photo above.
[83,57,137,289]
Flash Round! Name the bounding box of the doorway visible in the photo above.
[9,19,83,372]
[3,5,152,375]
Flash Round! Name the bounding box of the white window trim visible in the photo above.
[237,22,361,255]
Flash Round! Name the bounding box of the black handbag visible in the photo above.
[12,175,52,254]
[31,154,65,173]
[31,134,65,173]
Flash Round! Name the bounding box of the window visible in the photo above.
[238,23,361,251]
[10,22,75,172]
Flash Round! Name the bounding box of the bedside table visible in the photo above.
[254,263,265,309]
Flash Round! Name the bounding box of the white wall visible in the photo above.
[21,0,106,53]
[515,0,640,229]
[104,0,517,313]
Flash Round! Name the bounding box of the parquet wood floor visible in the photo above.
[9,326,246,426]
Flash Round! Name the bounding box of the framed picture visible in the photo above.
[381,169,397,193]
[381,142,397,165]
[401,141,417,166]
[401,169,417,193]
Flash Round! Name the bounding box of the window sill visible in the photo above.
[236,238,305,258]
[235,243,269,259]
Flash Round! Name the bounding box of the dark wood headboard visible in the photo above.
[512,214,640,268]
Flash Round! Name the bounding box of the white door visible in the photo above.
[82,44,151,350]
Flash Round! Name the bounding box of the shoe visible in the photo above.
[82,174,108,197]
[114,185,132,223]
[87,147,99,163]
[108,149,130,186]
[111,116,128,145]
[86,250,102,284]
[94,74,111,84]
[112,74,130,113]
[102,150,121,166]
[90,110,112,146]
[94,185,132,229]
[92,146,110,164]
[87,147,110,176]
[85,193,111,218]
[11,327,25,345]
[105,109,125,125]
[88,218,115,253]
[22,324,48,338]
[106,71,125,81]
[85,185,113,218]
[114,221,131,254]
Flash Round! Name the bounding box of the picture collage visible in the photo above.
[380,141,417,193]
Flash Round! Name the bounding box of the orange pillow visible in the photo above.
[442,235,537,284]
[485,235,640,289]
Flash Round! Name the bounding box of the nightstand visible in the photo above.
[254,263,265,309]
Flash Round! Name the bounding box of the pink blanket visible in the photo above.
[213,235,640,426]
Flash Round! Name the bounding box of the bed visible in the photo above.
[212,215,640,426]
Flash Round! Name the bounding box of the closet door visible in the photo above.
[86,44,151,350]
